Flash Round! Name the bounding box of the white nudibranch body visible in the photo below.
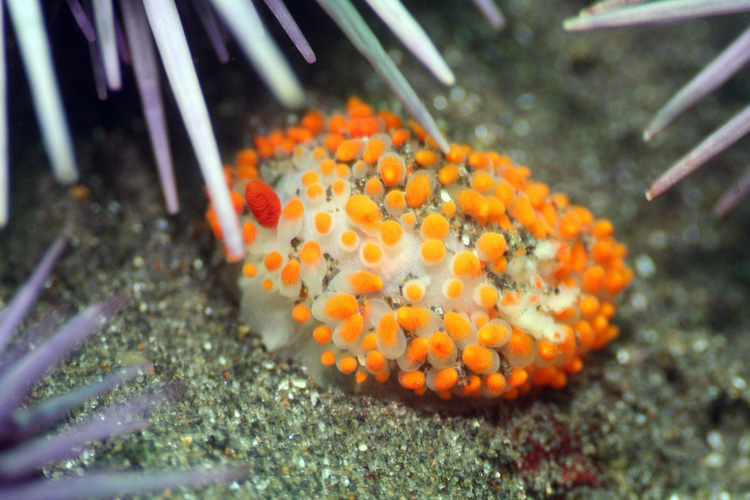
[207,98,632,401]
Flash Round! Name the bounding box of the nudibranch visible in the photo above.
[206,97,632,402]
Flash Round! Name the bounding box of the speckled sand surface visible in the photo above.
[2,1,750,498]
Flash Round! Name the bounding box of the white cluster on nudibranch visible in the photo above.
[207,98,632,401]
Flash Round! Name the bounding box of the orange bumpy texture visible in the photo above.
[206,97,632,401]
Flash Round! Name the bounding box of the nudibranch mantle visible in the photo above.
[207,97,632,401]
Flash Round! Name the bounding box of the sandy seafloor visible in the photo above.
[2,1,750,499]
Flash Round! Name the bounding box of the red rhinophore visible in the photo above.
[245,180,281,228]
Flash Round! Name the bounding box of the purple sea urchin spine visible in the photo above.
[3,1,503,265]
[0,299,123,417]
[0,237,66,354]
[1,466,246,500]
[120,0,178,213]
[0,237,246,498]
[566,0,750,210]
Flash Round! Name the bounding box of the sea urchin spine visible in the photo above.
[0,236,246,499]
